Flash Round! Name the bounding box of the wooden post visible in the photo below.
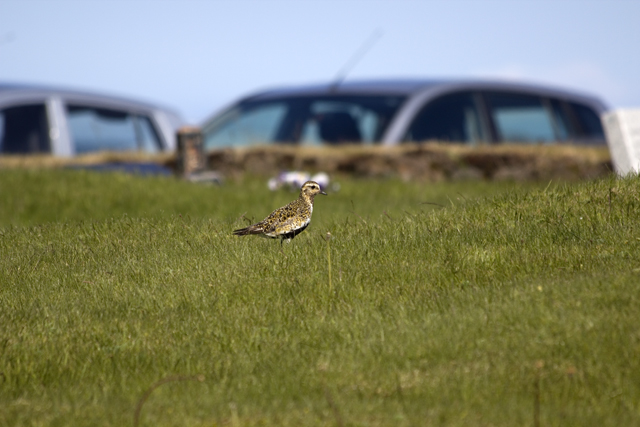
[176,126,205,177]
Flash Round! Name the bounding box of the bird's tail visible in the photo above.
[233,225,263,236]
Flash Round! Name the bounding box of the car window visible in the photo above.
[203,103,287,148]
[135,115,163,152]
[485,92,557,143]
[568,102,605,140]
[403,92,486,144]
[66,105,162,154]
[202,95,406,148]
[0,104,50,154]
[300,100,379,145]
[549,99,573,141]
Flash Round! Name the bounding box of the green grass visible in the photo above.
[1,169,639,426]
[0,169,530,228]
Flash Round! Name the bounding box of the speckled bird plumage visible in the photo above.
[233,180,327,244]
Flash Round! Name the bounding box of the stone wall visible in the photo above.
[205,143,612,182]
[0,143,612,182]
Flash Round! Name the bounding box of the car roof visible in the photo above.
[247,79,440,98]
[0,82,181,116]
[238,78,608,111]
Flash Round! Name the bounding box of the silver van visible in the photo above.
[0,83,183,156]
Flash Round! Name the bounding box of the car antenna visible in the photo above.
[330,29,383,92]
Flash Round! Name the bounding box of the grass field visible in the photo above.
[1,169,639,426]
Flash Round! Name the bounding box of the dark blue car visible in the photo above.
[201,79,607,148]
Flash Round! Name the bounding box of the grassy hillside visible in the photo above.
[1,170,639,426]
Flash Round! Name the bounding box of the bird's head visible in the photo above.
[301,181,327,198]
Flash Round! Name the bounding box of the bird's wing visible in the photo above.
[259,212,282,234]
[259,200,297,233]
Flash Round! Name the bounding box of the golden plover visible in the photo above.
[233,180,327,245]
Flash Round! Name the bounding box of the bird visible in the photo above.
[233,180,327,245]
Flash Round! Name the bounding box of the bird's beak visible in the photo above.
[320,190,328,195]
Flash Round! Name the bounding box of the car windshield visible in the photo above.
[203,95,407,148]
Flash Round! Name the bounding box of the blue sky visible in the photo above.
[1,0,638,123]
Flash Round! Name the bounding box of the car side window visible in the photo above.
[203,103,288,149]
[403,92,486,144]
[66,105,162,154]
[549,99,573,141]
[568,102,606,141]
[0,104,51,154]
[484,92,557,143]
[135,115,163,152]
[300,101,377,145]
